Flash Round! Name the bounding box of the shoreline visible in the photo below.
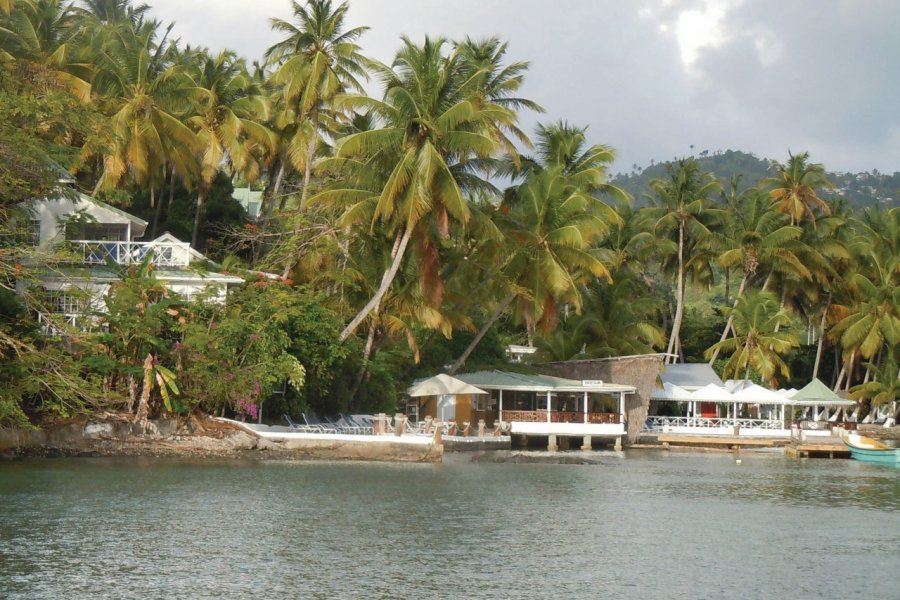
[4,414,893,463]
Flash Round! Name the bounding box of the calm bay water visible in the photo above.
[1,451,897,599]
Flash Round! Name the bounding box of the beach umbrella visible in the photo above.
[407,374,488,397]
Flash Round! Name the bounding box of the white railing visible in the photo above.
[70,240,191,267]
[37,311,98,337]
[643,415,785,431]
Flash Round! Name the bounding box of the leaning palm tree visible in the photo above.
[312,36,506,343]
[265,0,369,208]
[185,49,274,247]
[764,151,833,226]
[648,158,721,363]
[704,291,799,384]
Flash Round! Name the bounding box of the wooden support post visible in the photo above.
[374,413,386,435]
[477,419,485,437]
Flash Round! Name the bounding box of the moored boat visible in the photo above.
[841,433,900,465]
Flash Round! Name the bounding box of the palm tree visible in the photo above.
[454,36,543,160]
[648,158,721,363]
[265,0,369,208]
[447,122,621,373]
[574,273,666,357]
[708,186,805,363]
[74,0,150,29]
[831,253,899,363]
[704,291,799,384]
[851,352,899,421]
[84,21,197,200]
[764,151,833,226]
[0,0,91,100]
[185,49,274,247]
[312,36,505,343]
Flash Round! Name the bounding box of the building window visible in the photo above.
[45,290,87,315]
[29,220,41,246]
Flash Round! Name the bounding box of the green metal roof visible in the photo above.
[789,378,855,406]
[456,370,635,394]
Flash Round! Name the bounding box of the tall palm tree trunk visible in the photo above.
[152,167,173,239]
[299,111,318,208]
[709,273,749,365]
[340,227,413,342]
[666,221,685,364]
[448,292,517,375]
[350,320,378,399]
[191,187,208,249]
[811,292,832,379]
[262,160,286,218]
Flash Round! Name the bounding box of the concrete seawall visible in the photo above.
[0,415,443,463]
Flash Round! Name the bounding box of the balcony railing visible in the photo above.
[643,416,786,431]
[501,410,621,424]
[37,311,100,337]
[69,240,191,267]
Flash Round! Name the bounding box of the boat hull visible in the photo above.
[846,446,900,464]
[842,434,900,465]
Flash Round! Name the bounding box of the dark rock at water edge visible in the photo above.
[469,451,605,465]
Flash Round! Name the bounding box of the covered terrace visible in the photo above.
[456,370,636,449]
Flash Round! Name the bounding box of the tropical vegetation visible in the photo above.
[0,0,897,429]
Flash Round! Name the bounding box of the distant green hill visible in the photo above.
[611,150,898,210]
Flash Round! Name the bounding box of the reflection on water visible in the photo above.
[1,452,897,599]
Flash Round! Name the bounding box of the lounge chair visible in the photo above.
[302,412,338,433]
[283,414,320,433]
[349,414,375,434]
[335,414,364,434]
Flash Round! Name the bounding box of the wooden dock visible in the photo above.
[785,437,850,459]
[656,434,788,448]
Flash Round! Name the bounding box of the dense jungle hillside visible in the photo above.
[613,150,899,209]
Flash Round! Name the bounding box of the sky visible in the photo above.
[145,0,900,175]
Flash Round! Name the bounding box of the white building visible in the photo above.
[21,190,243,333]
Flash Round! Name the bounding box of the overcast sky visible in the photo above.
[146,0,899,175]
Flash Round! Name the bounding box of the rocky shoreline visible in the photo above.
[0,414,441,462]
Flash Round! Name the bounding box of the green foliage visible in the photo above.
[178,281,311,417]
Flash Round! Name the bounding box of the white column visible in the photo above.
[733,402,738,426]
[618,392,624,425]
[583,391,588,423]
[546,391,551,423]
[499,389,504,422]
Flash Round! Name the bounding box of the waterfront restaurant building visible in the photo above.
[412,370,635,449]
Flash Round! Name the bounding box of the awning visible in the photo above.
[407,374,488,397]
[786,378,856,407]
[731,383,788,405]
[690,383,735,402]
[650,381,694,401]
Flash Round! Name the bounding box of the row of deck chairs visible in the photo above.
[283,413,375,435]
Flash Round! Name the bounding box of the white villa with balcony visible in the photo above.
[22,191,243,332]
